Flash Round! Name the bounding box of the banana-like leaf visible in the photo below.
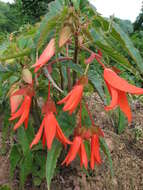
[34,0,67,49]
[92,14,143,73]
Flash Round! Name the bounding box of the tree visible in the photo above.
[134,1,143,31]
[21,0,54,23]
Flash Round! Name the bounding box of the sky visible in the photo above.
[1,0,142,22]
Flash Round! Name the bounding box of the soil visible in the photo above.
[0,93,143,190]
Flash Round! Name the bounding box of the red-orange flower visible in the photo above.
[62,136,88,169]
[32,38,55,72]
[104,68,143,122]
[58,76,88,114]
[90,134,101,169]
[30,99,71,150]
[9,85,34,130]
[10,89,23,114]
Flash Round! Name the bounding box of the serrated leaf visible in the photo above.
[34,1,67,49]
[59,26,72,47]
[117,108,127,134]
[0,48,31,62]
[100,137,114,177]
[10,145,21,178]
[20,151,33,187]
[112,22,143,72]
[46,140,62,190]
[88,70,105,100]
[18,127,29,155]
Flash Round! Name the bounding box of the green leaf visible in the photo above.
[20,151,33,187]
[91,30,138,75]
[10,145,21,178]
[71,0,80,10]
[100,137,114,177]
[0,48,31,62]
[117,108,127,134]
[46,140,62,190]
[88,70,105,100]
[18,127,29,155]
[34,0,67,49]
[112,22,143,72]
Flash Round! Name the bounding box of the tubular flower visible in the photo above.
[58,76,88,114]
[10,89,23,114]
[30,99,71,150]
[104,68,143,122]
[90,134,101,170]
[62,136,88,169]
[9,85,34,130]
[32,38,55,72]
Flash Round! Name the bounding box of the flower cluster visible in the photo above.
[9,36,143,170]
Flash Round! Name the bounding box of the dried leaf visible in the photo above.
[59,26,72,47]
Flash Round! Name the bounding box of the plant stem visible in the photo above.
[59,66,64,90]
[48,57,72,66]
[73,34,79,85]
[84,100,96,127]
[66,44,72,91]
[84,63,90,75]
[31,98,41,128]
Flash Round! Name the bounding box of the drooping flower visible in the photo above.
[104,68,143,122]
[9,85,34,130]
[90,134,101,169]
[30,99,71,150]
[9,86,23,114]
[32,38,55,72]
[58,76,88,114]
[62,136,88,169]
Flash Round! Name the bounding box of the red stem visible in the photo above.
[48,81,50,101]
[80,45,106,69]
[79,101,82,128]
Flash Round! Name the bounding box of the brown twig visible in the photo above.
[66,44,72,91]
[73,34,79,85]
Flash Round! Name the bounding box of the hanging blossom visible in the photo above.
[62,125,104,169]
[104,68,143,122]
[30,83,71,150]
[62,135,88,169]
[32,29,71,73]
[9,85,34,130]
[58,76,88,114]
[32,38,56,73]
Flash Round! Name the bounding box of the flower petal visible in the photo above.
[118,91,132,123]
[44,113,56,149]
[104,84,118,111]
[30,119,44,148]
[80,141,88,169]
[63,85,83,112]
[104,68,143,94]
[62,136,81,165]
[10,95,23,114]
[13,96,31,130]
[56,122,71,146]
[57,90,73,105]
[32,38,55,72]
[93,135,101,164]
